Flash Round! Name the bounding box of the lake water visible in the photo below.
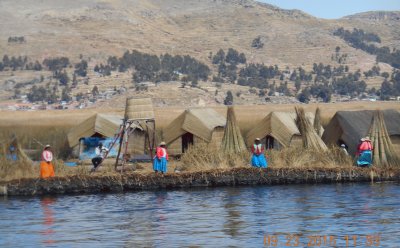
[1,182,399,247]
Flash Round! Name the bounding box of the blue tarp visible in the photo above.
[79,137,118,160]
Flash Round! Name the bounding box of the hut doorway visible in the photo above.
[266,135,275,149]
[337,139,348,149]
[182,132,194,153]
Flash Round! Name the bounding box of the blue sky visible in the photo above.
[258,0,400,19]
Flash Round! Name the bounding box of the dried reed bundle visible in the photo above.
[368,110,400,167]
[220,106,247,154]
[1,135,32,163]
[295,107,328,151]
[314,107,322,137]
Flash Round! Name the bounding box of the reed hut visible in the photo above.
[245,111,321,150]
[163,108,226,155]
[322,109,400,156]
[67,114,144,159]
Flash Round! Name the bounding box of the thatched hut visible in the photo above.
[245,111,320,150]
[67,114,144,160]
[163,108,226,155]
[322,109,400,156]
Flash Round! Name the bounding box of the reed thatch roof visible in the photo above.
[68,114,139,147]
[164,108,226,144]
[126,97,154,120]
[322,109,400,156]
[245,111,319,147]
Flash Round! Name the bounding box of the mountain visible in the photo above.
[1,0,400,105]
[1,0,399,70]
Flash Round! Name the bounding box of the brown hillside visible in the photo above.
[1,0,399,70]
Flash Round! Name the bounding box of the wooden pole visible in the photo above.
[115,98,129,170]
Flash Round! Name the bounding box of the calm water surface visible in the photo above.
[1,182,399,247]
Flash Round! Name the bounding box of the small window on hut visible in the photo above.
[182,132,194,153]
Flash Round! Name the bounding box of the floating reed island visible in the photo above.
[1,167,400,196]
[1,106,399,196]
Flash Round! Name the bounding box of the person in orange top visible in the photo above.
[153,142,169,174]
[40,145,55,178]
[356,137,373,167]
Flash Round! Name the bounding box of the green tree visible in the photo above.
[295,79,302,92]
[212,49,225,64]
[224,90,233,105]
[58,70,70,85]
[191,78,198,88]
[92,85,99,97]
[297,88,311,103]
[252,36,264,49]
[74,60,88,77]
[72,73,78,87]
[61,87,71,102]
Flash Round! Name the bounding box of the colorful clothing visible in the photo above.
[42,150,53,162]
[251,144,268,168]
[40,161,55,178]
[356,141,373,167]
[92,146,109,169]
[357,150,373,167]
[6,153,18,161]
[153,147,169,173]
[40,150,55,178]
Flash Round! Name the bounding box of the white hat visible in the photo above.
[160,141,166,146]
[341,144,346,147]
[365,136,370,141]
[45,144,51,148]
[255,138,260,141]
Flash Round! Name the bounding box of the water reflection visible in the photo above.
[40,197,57,245]
[0,183,399,247]
[223,188,244,237]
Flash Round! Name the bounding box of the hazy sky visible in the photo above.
[258,0,400,19]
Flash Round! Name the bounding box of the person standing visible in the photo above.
[153,142,169,174]
[40,145,55,178]
[340,143,349,156]
[91,143,108,170]
[251,138,268,168]
[356,137,373,167]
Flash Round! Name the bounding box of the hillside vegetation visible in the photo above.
[0,0,399,105]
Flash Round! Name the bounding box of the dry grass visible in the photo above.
[177,143,353,172]
[267,147,353,169]
[0,159,38,181]
[0,126,72,160]
[179,143,250,171]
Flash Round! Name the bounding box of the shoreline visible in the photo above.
[1,167,400,196]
